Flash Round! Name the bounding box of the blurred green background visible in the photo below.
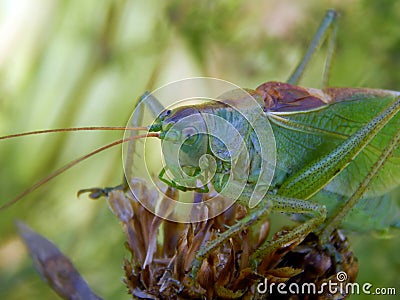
[0,0,399,299]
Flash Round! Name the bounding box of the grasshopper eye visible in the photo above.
[158,109,171,120]
[182,126,198,145]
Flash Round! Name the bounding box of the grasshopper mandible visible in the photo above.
[1,9,399,286]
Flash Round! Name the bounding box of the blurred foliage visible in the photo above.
[0,0,399,299]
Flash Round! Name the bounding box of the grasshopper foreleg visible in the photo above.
[125,91,164,185]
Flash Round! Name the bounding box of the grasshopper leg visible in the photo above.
[250,195,326,266]
[320,124,400,242]
[124,91,164,186]
[189,197,273,279]
[189,194,326,277]
[79,92,165,198]
[287,9,338,87]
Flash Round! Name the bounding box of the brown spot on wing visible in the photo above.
[256,81,329,112]
[255,82,400,112]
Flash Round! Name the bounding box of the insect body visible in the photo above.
[138,81,398,278]
[121,75,398,277]
[148,81,400,226]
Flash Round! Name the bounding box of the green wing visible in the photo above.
[269,89,400,198]
[311,187,400,233]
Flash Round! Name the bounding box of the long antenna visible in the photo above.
[0,126,148,140]
[0,132,159,211]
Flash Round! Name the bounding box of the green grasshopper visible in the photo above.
[1,9,399,282]
[119,10,400,275]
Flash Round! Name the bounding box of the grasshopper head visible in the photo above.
[149,106,215,190]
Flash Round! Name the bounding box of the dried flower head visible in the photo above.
[107,178,359,299]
